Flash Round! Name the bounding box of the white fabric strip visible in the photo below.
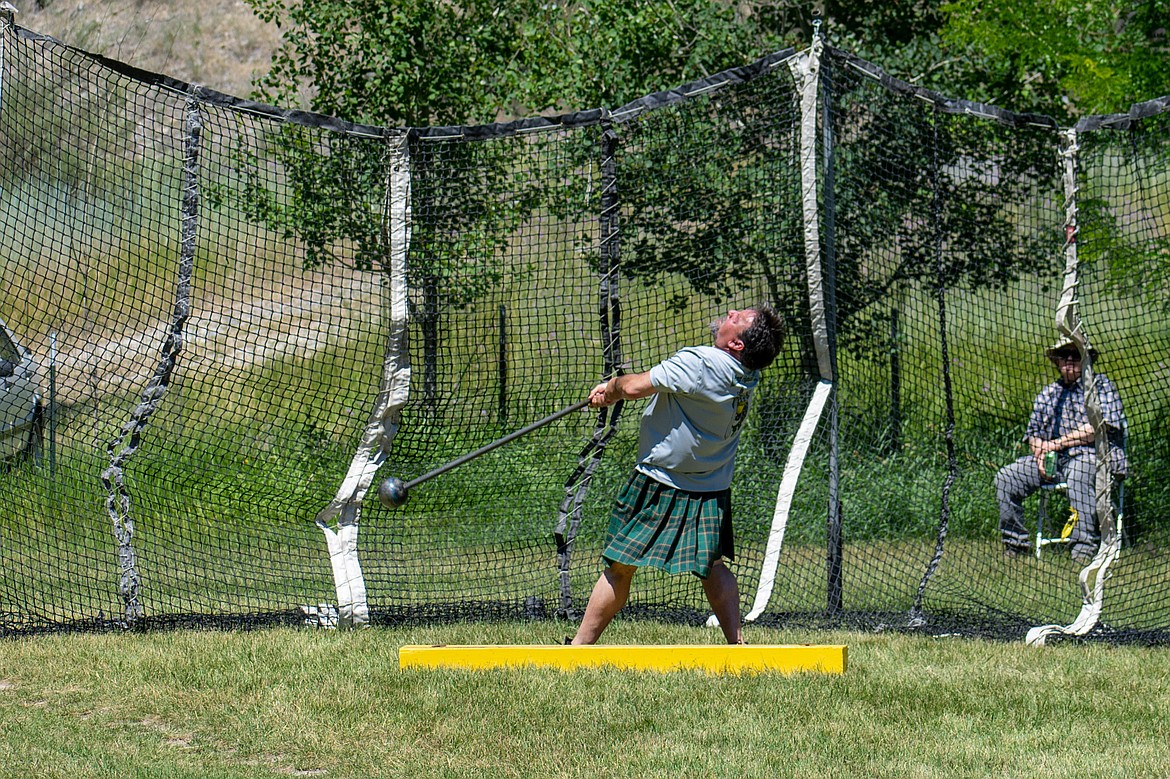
[313,133,412,628]
[791,39,833,382]
[744,379,832,622]
[1055,129,1082,338]
[1027,128,1121,645]
[1026,528,1121,646]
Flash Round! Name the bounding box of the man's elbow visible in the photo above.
[620,374,656,400]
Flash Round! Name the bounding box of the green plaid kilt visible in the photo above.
[602,470,734,579]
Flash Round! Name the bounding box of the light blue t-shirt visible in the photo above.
[635,345,759,492]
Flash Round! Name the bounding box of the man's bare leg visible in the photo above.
[571,563,636,645]
[702,559,745,644]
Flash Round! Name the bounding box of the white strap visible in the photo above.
[744,380,833,622]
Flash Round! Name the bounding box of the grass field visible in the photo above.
[1,622,1168,778]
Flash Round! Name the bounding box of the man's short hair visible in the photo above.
[739,305,785,371]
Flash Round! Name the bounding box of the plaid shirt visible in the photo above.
[1026,373,1126,472]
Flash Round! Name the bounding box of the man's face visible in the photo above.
[1052,351,1082,384]
[711,308,757,352]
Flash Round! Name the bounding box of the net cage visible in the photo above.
[1,16,1168,643]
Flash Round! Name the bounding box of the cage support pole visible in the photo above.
[819,35,843,616]
[909,104,959,628]
[498,305,508,426]
[310,132,412,629]
[739,35,837,624]
[556,124,625,619]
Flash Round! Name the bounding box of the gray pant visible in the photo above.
[995,454,1099,558]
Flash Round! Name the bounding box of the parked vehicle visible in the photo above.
[0,317,43,463]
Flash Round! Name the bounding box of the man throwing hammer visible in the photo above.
[569,305,785,645]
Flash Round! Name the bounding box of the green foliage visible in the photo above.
[235,1,796,411]
[247,0,528,126]
[0,53,138,196]
[813,0,1169,120]
[233,0,797,288]
[236,128,391,270]
[817,0,950,84]
[830,72,1061,358]
[234,0,1166,384]
[606,82,806,325]
[508,0,790,111]
[939,0,1170,116]
[1074,125,1170,312]
[244,0,791,124]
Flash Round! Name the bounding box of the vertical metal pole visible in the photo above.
[0,5,7,111]
[889,308,902,452]
[49,331,56,474]
[0,3,12,110]
[498,304,508,427]
[555,123,625,618]
[909,104,957,628]
[819,30,843,616]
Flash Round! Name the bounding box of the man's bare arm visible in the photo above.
[1031,422,1097,455]
[589,372,657,408]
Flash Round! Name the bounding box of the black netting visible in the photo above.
[1,22,1167,643]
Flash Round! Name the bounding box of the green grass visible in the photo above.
[1,623,1168,778]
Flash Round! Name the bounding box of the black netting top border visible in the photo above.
[830,46,1170,133]
[12,22,1170,146]
[12,24,394,139]
[1073,94,1170,132]
[10,22,795,142]
[411,46,799,140]
[603,47,799,124]
[828,46,1059,131]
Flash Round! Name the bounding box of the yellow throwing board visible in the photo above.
[399,644,846,674]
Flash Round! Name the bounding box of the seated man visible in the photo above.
[995,337,1126,562]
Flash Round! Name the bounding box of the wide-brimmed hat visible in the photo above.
[1045,335,1099,360]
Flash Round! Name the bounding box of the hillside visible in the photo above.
[17,0,284,102]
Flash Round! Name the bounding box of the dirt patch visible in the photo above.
[21,0,285,101]
[53,271,383,405]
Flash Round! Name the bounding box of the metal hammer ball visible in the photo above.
[378,476,409,508]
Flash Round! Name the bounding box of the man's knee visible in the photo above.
[702,558,735,585]
[994,462,1020,491]
[605,562,637,581]
[996,460,1036,499]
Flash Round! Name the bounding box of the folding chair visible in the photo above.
[1034,480,1073,558]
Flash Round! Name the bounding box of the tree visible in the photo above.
[939,0,1170,117]
[244,0,796,125]
[238,0,791,413]
[247,0,532,125]
[938,1,1170,310]
[237,0,1169,410]
[241,0,548,413]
